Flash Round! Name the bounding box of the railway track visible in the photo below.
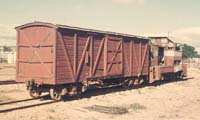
[0,97,60,113]
[0,80,23,85]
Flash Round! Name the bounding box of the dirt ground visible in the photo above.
[0,64,200,120]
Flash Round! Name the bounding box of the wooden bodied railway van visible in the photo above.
[16,22,149,99]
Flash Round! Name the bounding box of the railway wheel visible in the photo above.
[29,89,41,99]
[50,88,62,100]
[122,80,133,88]
[178,71,184,80]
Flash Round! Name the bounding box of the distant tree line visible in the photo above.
[3,46,12,52]
[2,45,199,59]
[182,44,200,59]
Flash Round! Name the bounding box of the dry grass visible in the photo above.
[84,117,98,120]
[0,89,23,93]
[47,116,55,120]
[48,109,56,113]
[127,103,146,110]
[84,103,146,115]
[0,95,13,102]
[84,105,129,114]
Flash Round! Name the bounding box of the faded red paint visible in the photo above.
[16,25,56,84]
[149,36,187,83]
[16,22,149,85]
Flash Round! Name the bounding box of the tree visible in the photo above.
[3,46,12,52]
[182,44,200,59]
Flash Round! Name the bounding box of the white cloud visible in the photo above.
[142,32,168,37]
[142,27,200,51]
[0,24,16,46]
[196,48,200,53]
[171,27,200,50]
[173,27,200,35]
[0,38,16,46]
[0,24,16,37]
[111,0,145,5]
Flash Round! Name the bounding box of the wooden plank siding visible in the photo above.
[55,28,149,84]
[16,22,150,85]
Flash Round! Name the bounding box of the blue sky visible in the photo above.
[0,0,200,50]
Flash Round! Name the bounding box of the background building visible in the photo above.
[0,46,16,64]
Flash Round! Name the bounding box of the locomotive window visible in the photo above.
[158,47,164,65]
[176,47,180,51]
[175,43,183,51]
[175,46,182,51]
[174,60,181,65]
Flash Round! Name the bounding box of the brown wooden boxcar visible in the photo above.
[16,22,150,100]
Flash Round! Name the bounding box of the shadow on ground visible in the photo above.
[61,77,193,102]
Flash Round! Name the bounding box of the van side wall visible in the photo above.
[55,28,149,85]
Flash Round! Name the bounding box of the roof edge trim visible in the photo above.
[15,21,57,29]
[15,21,149,40]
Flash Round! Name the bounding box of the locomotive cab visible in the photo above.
[149,37,187,83]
